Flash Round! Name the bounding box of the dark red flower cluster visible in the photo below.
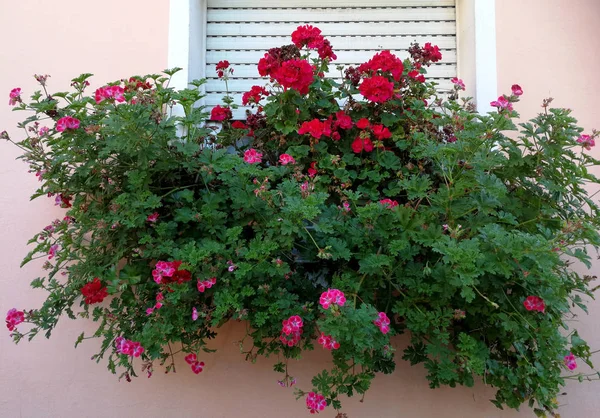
[358,50,404,81]
[210,105,232,121]
[125,77,152,92]
[242,85,269,106]
[409,42,443,66]
[80,277,108,304]
[423,42,442,63]
[359,75,394,103]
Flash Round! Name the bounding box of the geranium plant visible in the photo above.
[4,26,600,416]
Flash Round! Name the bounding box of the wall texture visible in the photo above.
[0,1,597,417]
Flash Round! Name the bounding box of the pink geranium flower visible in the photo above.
[8,88,21,106]
[523,296,545,313]
[451,77,466,90]
[6,308,25,331]
[244,148,263,164]
[279,154,296,165]
[577,134,595,150]
[511,84,523,96]
[319,289,346,310]
[147,212,159,223]
[564,353,577,371]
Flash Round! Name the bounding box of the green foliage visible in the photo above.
[5,37,600,417]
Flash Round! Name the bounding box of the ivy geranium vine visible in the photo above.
[4,25,600,417]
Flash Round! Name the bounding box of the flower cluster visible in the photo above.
[242,85,269,106]
[210,105,232,121]
[319,289,346,310]
[306,392,327,414]
[291,25,337,61]
[94,85,125,104]
[577,134,596,150]
[318,333,340,350]
[115,337,145,357]
[6,309,25,332]
[564,353,578,371]
[279,153,296,165]
[8,87,21,106]
[280,315,303,347]
[215,60,233,79]
[55,116,80,132]
[80,278,108,305]
[152,261,191,285]
[197,277,217,293]
[244,148,263,164]
[145,292,164,315]
[374,312,391,334]
[184,353,205,374]
[359,75,394,103]
[523,296,546,313]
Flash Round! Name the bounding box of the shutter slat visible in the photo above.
[207,7,455,23]
[205,78,454,93]
[207,21,456,36]
[207,49,456,64]
[207,35,455,50]
[205,63,457,78]
[208,0,455,7]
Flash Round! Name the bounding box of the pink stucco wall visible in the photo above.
[0,1,598,417]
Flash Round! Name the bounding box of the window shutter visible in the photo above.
[205,0,457,118]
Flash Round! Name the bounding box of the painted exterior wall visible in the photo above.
[0,1,597,416]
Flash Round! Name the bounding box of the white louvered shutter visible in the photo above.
[205,0,457,119]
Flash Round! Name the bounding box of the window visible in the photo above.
[167,0,497,114]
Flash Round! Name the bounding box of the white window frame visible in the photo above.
[167,0,497,112]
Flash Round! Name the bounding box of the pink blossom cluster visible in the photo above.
[577,134,595,150]
[451,77,465,90]
[147,212,159,223]
[56,116,80,132]
[94,85,125,104]
[197,277,217,293]
[279,153,296,165]
[244,148,263,164]
[280,315,303,347]
[374,311,391,334]
[489,96,513,111]
[6,308,25,332]
[184,353,205,374]
[152,261,176,283]
[523,296,545,313]
[145,292,164,315]
[8,88,21,105]
[318,333,340,350]
[306,391,327,414]
[115,337,145,357]
[319,288,346,310]
[564,352,577,371]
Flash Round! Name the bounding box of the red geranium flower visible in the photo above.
[210,105,232,121]
[359,76,394,103]
[81,278,108,304]
[298,119,326,139]
[351,137,374,153]
[291,25,323,49]
[273,59,314,95]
